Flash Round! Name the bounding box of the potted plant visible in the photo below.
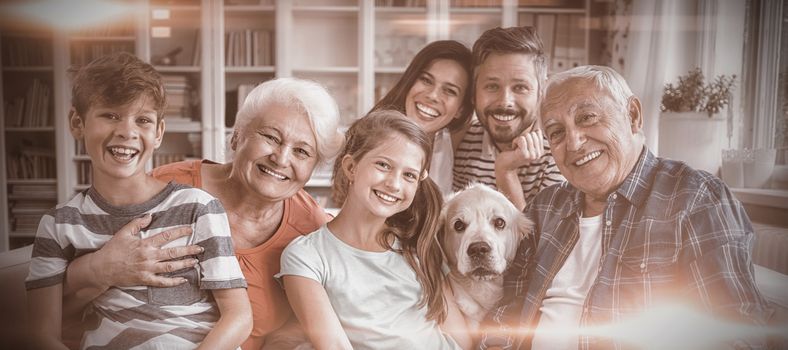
[658,67,736,175]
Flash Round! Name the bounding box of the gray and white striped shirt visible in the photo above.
[453,121,564,201]
[26,182,246,349]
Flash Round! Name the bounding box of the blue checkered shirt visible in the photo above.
[479,148,772,349]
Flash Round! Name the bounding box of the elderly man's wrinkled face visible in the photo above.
[474,53,540,148]
[231,101,319,202]
[540,78,643,201]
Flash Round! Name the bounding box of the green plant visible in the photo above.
[660,67,737,117]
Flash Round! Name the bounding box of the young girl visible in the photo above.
[370,40,473,195]
[276,110,470,349]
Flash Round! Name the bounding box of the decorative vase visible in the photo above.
[743,148,776,188]
[659,112,726,175]
[721,149,745,188]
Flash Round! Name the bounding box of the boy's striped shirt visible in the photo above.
[26,182,246,349]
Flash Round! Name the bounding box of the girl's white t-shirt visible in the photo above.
[276,225,460,350]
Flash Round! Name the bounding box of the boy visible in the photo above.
[25,52,252,349]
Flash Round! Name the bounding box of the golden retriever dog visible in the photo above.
[439,183,533,331]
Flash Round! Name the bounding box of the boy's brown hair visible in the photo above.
[70,52,167,120]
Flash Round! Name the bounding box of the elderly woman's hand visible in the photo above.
[89,214,204,288]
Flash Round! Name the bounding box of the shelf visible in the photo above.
[375,66,407,74]
[2,66,53,72]
[375,6,428,13]
[6,178,57,184]
[224,4,275,12]
[293,67,359,74]
[9,231,36,238]
[4,127,54,132]
[165,120,202,133]
[306,177,332,187]
[450,7,503,14]
[156,65,202,73]
[293,6,360,13]
[151,4,201,11]
[731,188,788,210]
[73,155,91,161]
[69,36,136,42]
[225,66,276,73]
[7,194,57,200]
[518,7,586,14]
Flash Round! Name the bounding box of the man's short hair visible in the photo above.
[545,65,634,112]
[472,26,548,95]
[70,52,167,119]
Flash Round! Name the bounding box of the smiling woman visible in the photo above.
[370,40,474,196]
[61,77,345,350]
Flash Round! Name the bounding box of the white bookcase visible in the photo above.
[0,0,592,251]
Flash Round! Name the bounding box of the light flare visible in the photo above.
[0,0,142,31]
[474,302,787,350]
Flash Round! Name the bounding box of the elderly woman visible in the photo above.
[63,77,344,349]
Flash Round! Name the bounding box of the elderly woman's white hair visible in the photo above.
[544,65,634,110]
[231,77,344,163]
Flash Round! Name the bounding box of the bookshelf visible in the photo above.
[0,0,594,251]
[1,29,57,251]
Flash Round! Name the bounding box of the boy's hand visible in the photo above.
[91,215,204,288]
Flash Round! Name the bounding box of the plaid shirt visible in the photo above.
[480,148,772,350]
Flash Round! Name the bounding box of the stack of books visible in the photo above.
[8,184,57,235]
[225,29,274,67]
[0,35,53,66]
[162,75,194,120]
[76,160,93,186]
[4,79,51,127]
[5,148,56,179]
[70,42,135,66]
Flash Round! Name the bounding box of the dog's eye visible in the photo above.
[493,217,506,230]
[453,220,466,232]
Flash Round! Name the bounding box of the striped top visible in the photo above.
[26,182,246,349]
[452,121,564,200]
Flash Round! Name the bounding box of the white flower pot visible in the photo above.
[659,112,726,175]
[743,148,776,188]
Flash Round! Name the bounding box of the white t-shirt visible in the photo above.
[532,214,603,350]
[276,225,460,350]
[430,128,455,196]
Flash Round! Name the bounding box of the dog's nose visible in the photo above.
[467,242,491,258]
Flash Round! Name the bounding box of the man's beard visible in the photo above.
[479,106,535,146]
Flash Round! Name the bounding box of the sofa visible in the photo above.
[2,236,787,348]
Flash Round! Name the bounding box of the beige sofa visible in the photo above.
[2,242,786,348]
[0,245,32,349]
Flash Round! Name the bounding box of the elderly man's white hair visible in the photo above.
[544,65,634,110]
[232,77,344,164]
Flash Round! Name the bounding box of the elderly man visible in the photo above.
[479,65,771,349]
[453,26,564,210]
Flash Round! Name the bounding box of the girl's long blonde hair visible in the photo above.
[332,110,448,323]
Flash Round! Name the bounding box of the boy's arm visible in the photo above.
[197,288,252,350]
[63,215,200,318]
[283,275,353,350]
[27,284,69,350]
